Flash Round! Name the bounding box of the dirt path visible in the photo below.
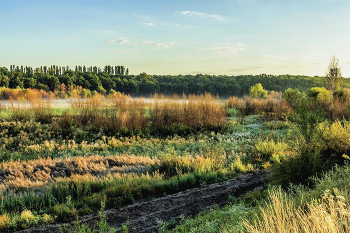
[18,171,266,233]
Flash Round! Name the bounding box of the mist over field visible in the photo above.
[1,1,350,232]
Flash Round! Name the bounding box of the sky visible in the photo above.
[0,0,350,76]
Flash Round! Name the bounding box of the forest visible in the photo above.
[1,65,348,97]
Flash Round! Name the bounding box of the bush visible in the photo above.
[254,139,288,161]
[270,151,329,189]
[282,88,303,105]
[0,214,9,230]
[249,83,267,99]
[308,87,332,105]
[319,121,350,152]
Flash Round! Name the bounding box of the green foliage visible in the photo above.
[49,196,78,222]
[243,189,264,206]
[308,87,332,104]
[160,202,253,233]
[249,83,268,99]
[282,88,304,105]
[289,96,326,145]
[270,150,328,188]
[4,66,350,96]
[58,200,116,233]
[227,108,239,117]
[253,139,288,161]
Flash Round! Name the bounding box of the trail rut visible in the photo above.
[18,171,266,233]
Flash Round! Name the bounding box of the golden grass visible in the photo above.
[65,92,227,132]
[0,154,161,190]
[150,93,227,128]
[243,188,350,233]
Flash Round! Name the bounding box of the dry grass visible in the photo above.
[62,92,227,134]
[0,154,160,191]
[150,93,227,129]
[243,188,350,233]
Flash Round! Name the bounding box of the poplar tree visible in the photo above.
[325,55,343,109]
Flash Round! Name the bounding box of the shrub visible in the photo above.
[0,214,9,230]
[319,121,350,152]
[254,139,288,161]
[230,158,253,173]
[283,88,303,105]
[270,151,328,189]
[249,83,268,99]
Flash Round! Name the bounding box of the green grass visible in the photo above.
[163,163,350,233]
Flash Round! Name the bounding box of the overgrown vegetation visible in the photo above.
[2,67,350,232]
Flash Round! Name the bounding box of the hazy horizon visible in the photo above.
[1,0,349,77]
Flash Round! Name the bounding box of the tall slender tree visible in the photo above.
[325,55,343,109]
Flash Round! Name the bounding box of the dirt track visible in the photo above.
[18,171,266,233]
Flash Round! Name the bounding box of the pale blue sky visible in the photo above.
[1,0,349,76]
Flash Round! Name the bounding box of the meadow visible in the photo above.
[1,86,350,232]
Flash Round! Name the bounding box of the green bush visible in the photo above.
[270,150,330,189]
[282,88,303,105]
[253,139,287,161]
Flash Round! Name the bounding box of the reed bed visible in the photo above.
[226,93,292,119]
[150,93,227,131]
[57,92,228,136]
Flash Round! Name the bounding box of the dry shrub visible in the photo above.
[108,94,148,131]
[226,93,292,120]
[226,96,245,109]
[68,93,148,133]
[69,92,228,135]
[150,93,227,131]
[243,188,350,233]
[25,89,42,103]
[0,88,24,100]
[31,102,53,123]
[331,90,350,120]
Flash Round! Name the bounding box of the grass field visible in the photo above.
[1,89,350,232]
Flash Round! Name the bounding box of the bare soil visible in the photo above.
[17,171,266,233]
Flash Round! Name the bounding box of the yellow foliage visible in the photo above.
[42,214,54,224]
[319,121,350,152]
[231,158,252,173]
[254,139,288,161]
[0,214,9,229]
[21,210,34,220]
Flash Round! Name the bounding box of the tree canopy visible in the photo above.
[1,65,350,97]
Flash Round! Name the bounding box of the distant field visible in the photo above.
[1,88,350,232]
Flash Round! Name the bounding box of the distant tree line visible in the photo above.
[1,65,348,97]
